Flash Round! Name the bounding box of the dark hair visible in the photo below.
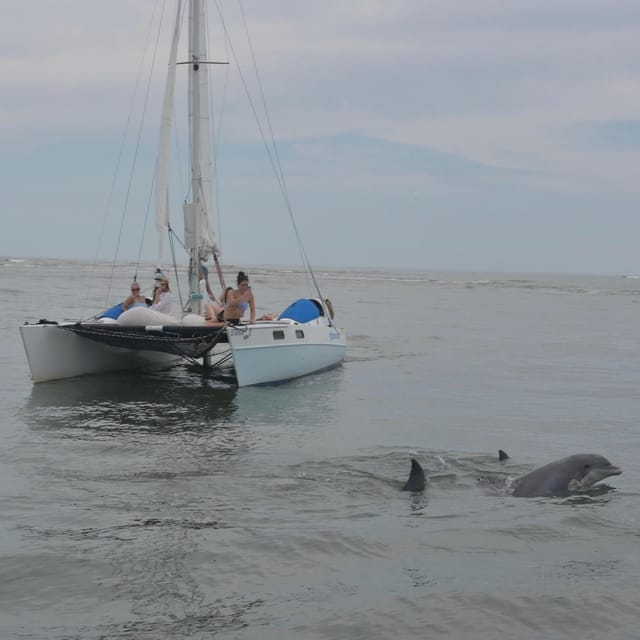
[221,286,233,303]
[237,271,249,285]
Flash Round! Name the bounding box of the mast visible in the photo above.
[185,0,218,314]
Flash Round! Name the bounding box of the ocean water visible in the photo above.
[1,258,639,639]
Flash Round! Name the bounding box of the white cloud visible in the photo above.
[4,0,640,271]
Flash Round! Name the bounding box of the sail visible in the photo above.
[186,0,218,261]
[155,0,183,265]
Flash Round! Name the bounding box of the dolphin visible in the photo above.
[511,453,622,497]
[402,458,426,492]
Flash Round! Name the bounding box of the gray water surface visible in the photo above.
[1,259,639,639]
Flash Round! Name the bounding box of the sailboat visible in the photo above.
[20,0,346,387]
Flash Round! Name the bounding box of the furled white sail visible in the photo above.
[186,0,218,261]
[155,0,183,265]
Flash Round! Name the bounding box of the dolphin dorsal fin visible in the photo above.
[402,458,426,492]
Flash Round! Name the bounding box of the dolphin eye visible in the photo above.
[583,464,591,469]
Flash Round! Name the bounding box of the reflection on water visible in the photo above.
[26,364,345,435]
[27,372,237,433]
[27,368,238,411]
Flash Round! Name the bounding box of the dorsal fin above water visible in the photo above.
[498,449,510,461]
[402,458,426,492]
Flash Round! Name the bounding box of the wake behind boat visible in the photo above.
[20,0,346,386]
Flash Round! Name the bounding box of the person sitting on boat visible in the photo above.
[224,271,256,325]
[204,286,233,324]
[122,282,148,311]
[151,276,174,314]
[199,264,216,301]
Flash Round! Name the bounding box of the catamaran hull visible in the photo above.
[21,318,345,387]
[20,323,181,383]
[227,321,346,386]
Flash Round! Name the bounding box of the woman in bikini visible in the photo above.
[122,282,148,311]
[205,271,255,325]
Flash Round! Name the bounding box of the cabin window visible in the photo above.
[295,330,304,339]
[272,330,285,340]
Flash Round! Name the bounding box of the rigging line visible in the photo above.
[80,0,164,318]
[173,103,186,201]
[167,230,185,312]
[135,0,185,281]
[173,2,188,204]
[212,0,231,254]
[197,0,216,261]
[134,163,158,273]
[215,5,297,219]
[237,0,284,196]
[169,224,188,254]
[235,1,327,308]
[235,0,310,285]
[106,0,168,305]
[218,5,319,297]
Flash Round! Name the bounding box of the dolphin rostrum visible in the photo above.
[402,458,426,492]
[511,453,622,497]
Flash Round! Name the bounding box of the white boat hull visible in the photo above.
[20,323,182,383]
[21,318,345,387]
[227,319,346,386]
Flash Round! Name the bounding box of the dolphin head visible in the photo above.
[567,454,622,491]
[512,453,622,497]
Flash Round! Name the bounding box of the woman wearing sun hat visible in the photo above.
[151,275,174,314]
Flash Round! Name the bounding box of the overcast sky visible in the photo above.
[2,0,640,275]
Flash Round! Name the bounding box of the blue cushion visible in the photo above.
[279,299,322,323]
[98,303,124,320]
